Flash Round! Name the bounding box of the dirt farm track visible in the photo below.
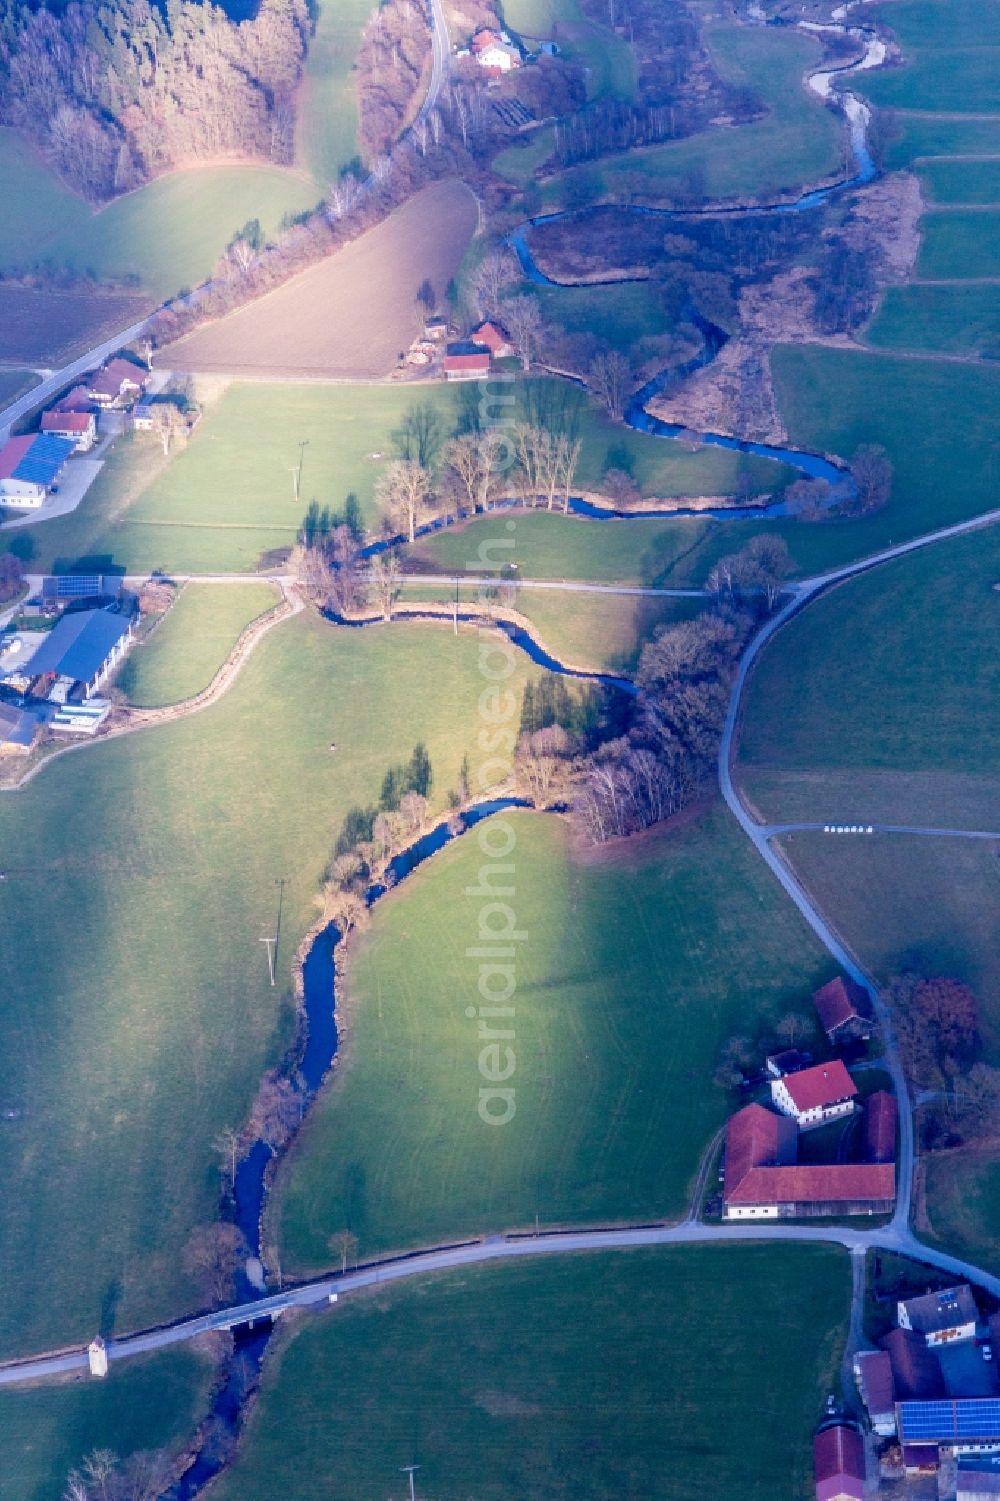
[164,181,480,380]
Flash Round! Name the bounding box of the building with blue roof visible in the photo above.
[0,433,75,509]
[13,608,135,699]
[898,1398,1000,1453]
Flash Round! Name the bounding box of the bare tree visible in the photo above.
[182,1223,249,1306]
[375,459,433,543]
[150,402,186,456]
[503,295,545,372]
[472,248,520,321]
[850,443,893,514]
[588,350,632,422]
[213,1125,241,1191]
[369,551,401,619]
[328,1229,360,1273]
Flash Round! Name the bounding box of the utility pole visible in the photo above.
[400,1465,420,1501]
[291,440,309,503]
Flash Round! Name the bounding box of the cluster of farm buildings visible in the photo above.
[0,577,136,751]
[0,356,152,511]
[722,976,898,1220]
[818,1283,1000,1498]
[405,317,514,379]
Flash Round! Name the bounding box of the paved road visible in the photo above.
[719,503,1000,1238]
[5,1217,1000,1389]
[0,320,151,445]
[764,822,1000,841]
[405,573,706,598]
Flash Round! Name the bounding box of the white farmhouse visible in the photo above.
[770,1059,857,1130]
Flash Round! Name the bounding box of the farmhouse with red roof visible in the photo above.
[443,341,491,381]
[812,975,875,1043]
[41,408,97,452]
[722,1102,895,1220]
[471,320,514,358]
[771,1059,857,1129]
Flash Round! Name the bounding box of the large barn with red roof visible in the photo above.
[722,1101,895,1220]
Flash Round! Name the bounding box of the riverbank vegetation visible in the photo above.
[7,378,790,578]
[2,1347,214,1501]
[274,807,828,1267]
[211,1244,848,1501]
[118,581,280,708]
[0,614,544,1359]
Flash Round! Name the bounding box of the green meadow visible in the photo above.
[0,612,545,1359]
[275,807,830,1270]
[543,25,842,207]
[768,346,1000,566]
[864,284,1000,356]
[10,379,790,577]
[0,369,39,406]
[883,118,1000,172]
[918,158,1000,205]
[294,0,370,186]
[0,130,318,299]
[1,1350,213,1501]
[916,210,1000,279]
[212,1246,848,1501]
[119,581,280,707]
[738,527,1000,827]
[924,1151,1000,1283]
[509,278,672,352]
[854,0,1000,112]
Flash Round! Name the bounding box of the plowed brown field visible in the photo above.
[165,180,479,379]
[0,287,152,364]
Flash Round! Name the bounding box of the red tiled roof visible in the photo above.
[472,320,511,354]
[814,1424,865,1485]
[726,1161,894,1207]
[781,1060,857,1112]
[813,975,873,1033]
[444,352,491,371]
[0,435,34,480]
[725,1103,797,1186]
[471,27,503,50]
[864,1091,898,1163]
[41,410,92,434]
[856,1350,895,1414]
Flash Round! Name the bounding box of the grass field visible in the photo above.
[774,833,1000,1048]
[11,379,789,578]
[118,582,279,707]
[165,182,479,378]
[0,613,546,1359]
[0,368,39,406]
[509,278,671,352]
[863,283,1000,355]
[275,807,830,1269]
[399,579,706,672]
[916,210,1000,279]
[854,0,1000,113]
[543,25,842,208]
[294,0,369,186]
[2,1349,213,1501]
[884,119,1000,171]
[501,0,635,101]
[494,126,557,184]
[923,1150,1000,1282]
[0,286,152,366]
[768,346,1000,565]
[212,1245,848,1501]
[0,129,318,299]
[738,527,1000,826]
[918,158,1000,205]
[411,510,723,586]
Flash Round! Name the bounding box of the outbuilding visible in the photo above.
[13,608,134,700]
[814,1422,865,1501]
[812,975,875,1043]
[0,433,76,508]
[41,408,97,453]
[443,341,491,381]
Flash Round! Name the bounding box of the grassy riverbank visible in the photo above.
[211,1244,849,1501]
[0,612,545,1360]
[2,1348,214,1501]
[274,807,830,1269]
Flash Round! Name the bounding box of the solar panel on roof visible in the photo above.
[899,1401,1000,1443]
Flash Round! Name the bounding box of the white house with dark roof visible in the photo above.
[899,1285,979,1347]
